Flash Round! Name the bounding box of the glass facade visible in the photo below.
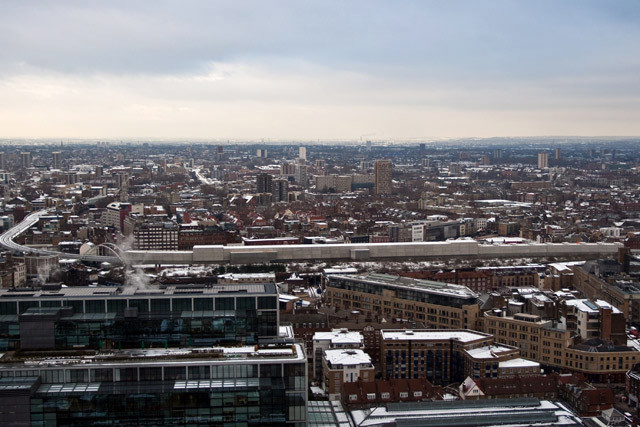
[0,351,307,426]
[0,293,279,351]
[29,378,294,426]
[0,284,306,425]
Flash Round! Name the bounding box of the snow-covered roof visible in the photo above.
[350,399,580,426]
[499,358,540,369]
[217,272,275,280]
[465,345,516,359]
[314,329,364,345]
[324,349,371,367]
[549,261,584,273]
[323,267,359,275]
[565,298,621,314]
[381,330,489,343]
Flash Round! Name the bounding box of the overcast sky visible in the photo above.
[1,1,639,141]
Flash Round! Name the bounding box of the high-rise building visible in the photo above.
[65,173,78,185]
[20,151,31,169]
[95,165,103,177]
[274,178,289,202]
[298,146,306,161]
[493,149,502,159]
[366,140,372,151]
[280,162,296,176]
[52,151,61,169]
[0,152,5,170]
[114,173,128,189]
[257,172,273,194]
[374,159,392,195]
[295,164,308,186]
[537,152,549,169]
[555,147,561,160]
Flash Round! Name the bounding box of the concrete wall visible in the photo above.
[124,241,622,265]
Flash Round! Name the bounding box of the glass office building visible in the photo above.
[0,284,279,351]
[0,346,307,426]
[0,283,306,425]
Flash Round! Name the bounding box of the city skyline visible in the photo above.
[1,1,640,140]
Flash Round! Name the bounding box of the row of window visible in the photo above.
[349,391,420,401]
[0,296,277,315]
[3,362,305,384]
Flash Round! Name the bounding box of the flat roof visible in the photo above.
[324,349,371,366]
[381,329,490,343]
[499,358,540,368]
[0,283,277,299]
[330,273,478,300]
[313,329,364,345]
[322,267,358,275]
[350,398,581,427]
[565,298,621,314]
[217,273,275,279]
[465,345,517,359]
[0,344,305,369]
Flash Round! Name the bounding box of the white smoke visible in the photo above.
[34,256,59,286]
[117,233,153,291]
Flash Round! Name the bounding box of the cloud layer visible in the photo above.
[1,1,639,140]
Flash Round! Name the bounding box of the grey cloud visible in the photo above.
[1,0,639,81]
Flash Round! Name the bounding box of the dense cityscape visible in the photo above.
[0,139,638,425]
[3,0,640,425]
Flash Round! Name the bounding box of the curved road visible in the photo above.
[0,210,122,264]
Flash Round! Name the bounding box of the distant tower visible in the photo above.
[419,143,426,153]
[537,152,549,169]
[555,147,560,160]
[374,159,393,195]
[95,166,103,177]
[21,152,31,169]
[274,179,289,202]
[281,162,296,176]
[366,140,372,152]
[257,173,273,194]
[295,164,308,186]
[493,149,502,160]
[118,174,129,202]
[52,151,61,169]
[299,146,306,161]
[0,152,5,170]
[115,173,128,189]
